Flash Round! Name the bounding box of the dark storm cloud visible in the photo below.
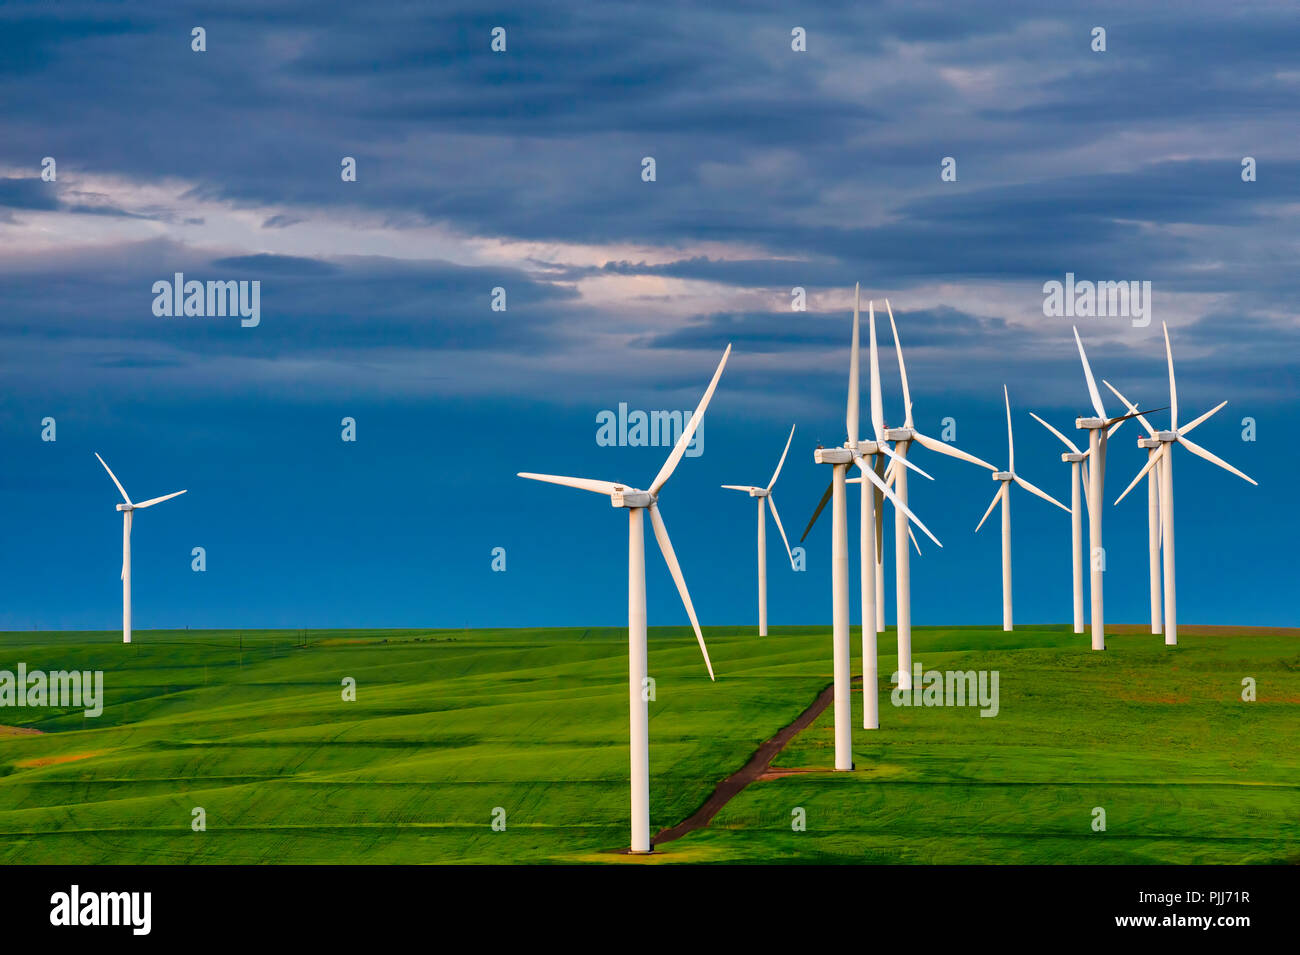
[0,0,1296,405]
[0,242,582,373]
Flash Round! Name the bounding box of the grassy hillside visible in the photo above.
[0,625,1295,863]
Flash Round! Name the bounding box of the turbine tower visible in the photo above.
[721,423,797,636]
[881,303,994,687]
[801,287,939,751]
[517,344,729,853]
[974,387,1069,631]
[1109,323,1256,646]
[95,453,187,644]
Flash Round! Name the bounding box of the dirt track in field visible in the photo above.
[653,679,840,846]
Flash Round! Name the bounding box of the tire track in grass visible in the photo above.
[653,679,841,846]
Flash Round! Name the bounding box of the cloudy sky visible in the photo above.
[1,1,1295,633]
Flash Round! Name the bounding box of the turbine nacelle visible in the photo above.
[882,426,914,441]
[610,488,655,509]
[1075,416,1107,430]
[992,471,1014,482]
[848,439,883,455]
[814,447,854,466]
[115,503,135,512]
[1136,436,1160,449]
[1062,451,1088,463]
[1154,430,1179,442]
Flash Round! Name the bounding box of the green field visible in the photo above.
[0,625,1295,864]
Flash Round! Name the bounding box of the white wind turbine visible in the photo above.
[1028,412,1096,634]
[1109,323,1256,646]
[721,424,797,636]
[95,453,187,644]
[1069,326,1160,650]
[517,345,729,853]
[855,297,936,725]
[802,287,940,742]
[1099,382,1171,636]
[974,387,1070,631]
[879,302,996,687]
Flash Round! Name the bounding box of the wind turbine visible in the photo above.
[94,453,187,644]
[1070,326,1161,649]
[880,302,996,687]
[1099,382,1168,636]
[721,423,797,636]
[974,387,1069,630]
[1109,323,1256,646]
[1028,412,1094,634]
[517,344,729,853]
[801,286,940,750]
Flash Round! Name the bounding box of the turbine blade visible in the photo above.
[868,300,885,438]
[1163,322,1178,431]
[975,484,1004,533]
[648,503,714,680]
[800,480,834,543]
[861,459,942,548]
[1179,400,1227,436]
[1114,444,1167,506]
[1004,385,1014,472]
[1080,460,1091,516]
[1102,380,1156,436]
[133,490,187,509]
[766,492,795,565]
[847,284,860,446]
[721,485,758,492]
[1105,405,1168,435]
[878,443,934,481]
[518,472,621,496]
[1157,456,1164,548]
[649,344,731,495]
[767,423,796,491]
[1178,436,1258,485]
[1029,412,1082,454]
[1013,475,1069,513]
[1073,326,1106,418]
[907,524,922,556]
[912,430,997,471]
[885,300,914,429]
[95,453,132,505]
[873,453,886,563]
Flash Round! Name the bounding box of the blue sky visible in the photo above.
[0,1,1295,631]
